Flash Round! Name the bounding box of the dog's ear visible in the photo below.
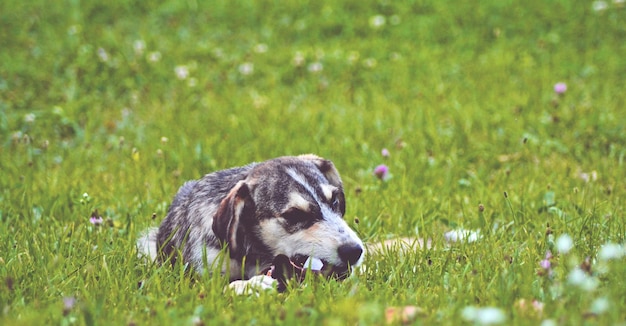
[298,154,345,215]
[212,181,252,258]
[298,154,342,188]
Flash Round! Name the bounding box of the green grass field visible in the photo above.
[2,0,625,324]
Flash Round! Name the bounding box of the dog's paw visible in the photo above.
[226,275,277,296]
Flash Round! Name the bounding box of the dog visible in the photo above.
[137,154,364,293]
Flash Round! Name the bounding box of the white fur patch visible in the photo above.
[136,227,159,261]
[320,184,336,201]
[287,192,310,211]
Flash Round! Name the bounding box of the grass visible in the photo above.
[1,0,625,324]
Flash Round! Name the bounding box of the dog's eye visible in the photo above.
[330,193,340,211]
[282,208,311,225]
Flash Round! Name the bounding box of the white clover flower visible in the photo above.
[307,62,323,73]
[590,297,610,314]
[461,307,478,321]
[238,62,254,76]
[97,48,109,62]
[24,113,36,123]
[292,52,305,67]
[462,306,506,325]
[578,170,598,182]
[598,243,624,261]
[213,48,224,59]
[254,43,268,54]
[592,1,608,11]
[369,15,386,29]
[68,25,79,35]
[363,58,377,68]
[175,66,189,80]
[567,268,598,291]
[556,234,573,254]
[133,40,146,55]
[148,51,161,62]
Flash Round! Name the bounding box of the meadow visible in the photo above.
[1,0,625,324]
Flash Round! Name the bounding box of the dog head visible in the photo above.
[212,154,364,278]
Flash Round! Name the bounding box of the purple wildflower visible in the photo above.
[89,210,104,226]
[381,148,390,158]
[374,164,390,180]
[554,82,567,94]
[63,296,76,315]
[538,250,554,277]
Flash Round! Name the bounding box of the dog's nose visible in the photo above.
[338,243,363,266]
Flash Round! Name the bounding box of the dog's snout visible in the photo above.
[338,243,363,266]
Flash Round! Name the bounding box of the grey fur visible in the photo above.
[137,155,364,282]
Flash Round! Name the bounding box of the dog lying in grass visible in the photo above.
[137,155,365,293]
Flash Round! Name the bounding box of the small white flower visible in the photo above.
[191,316,203,326]
[598,243,624,261]
[567,268,598,291]
[369,15,386,29]
[238,62,254,76]
[24,113,36,123]
[363,58,377,68]
[578,170,598,182]
[133,40,146,55]
[97,48,109,62]
[556,234,573,254]
[462,306,506,325]
[461,307,478,321]
[11,131,23,142]
[477,307,506,325]
[540,319,557,326]
[308,62,323,73]
[254,43,268,54]
[590,297,610,314]
[68,25,79,35]
[592,1,608,11]
[148,51,161,62]
[292,52,305,67]
[175,66,189,80]
[214,48,224,59]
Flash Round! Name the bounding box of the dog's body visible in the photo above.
[137,155,364,287]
